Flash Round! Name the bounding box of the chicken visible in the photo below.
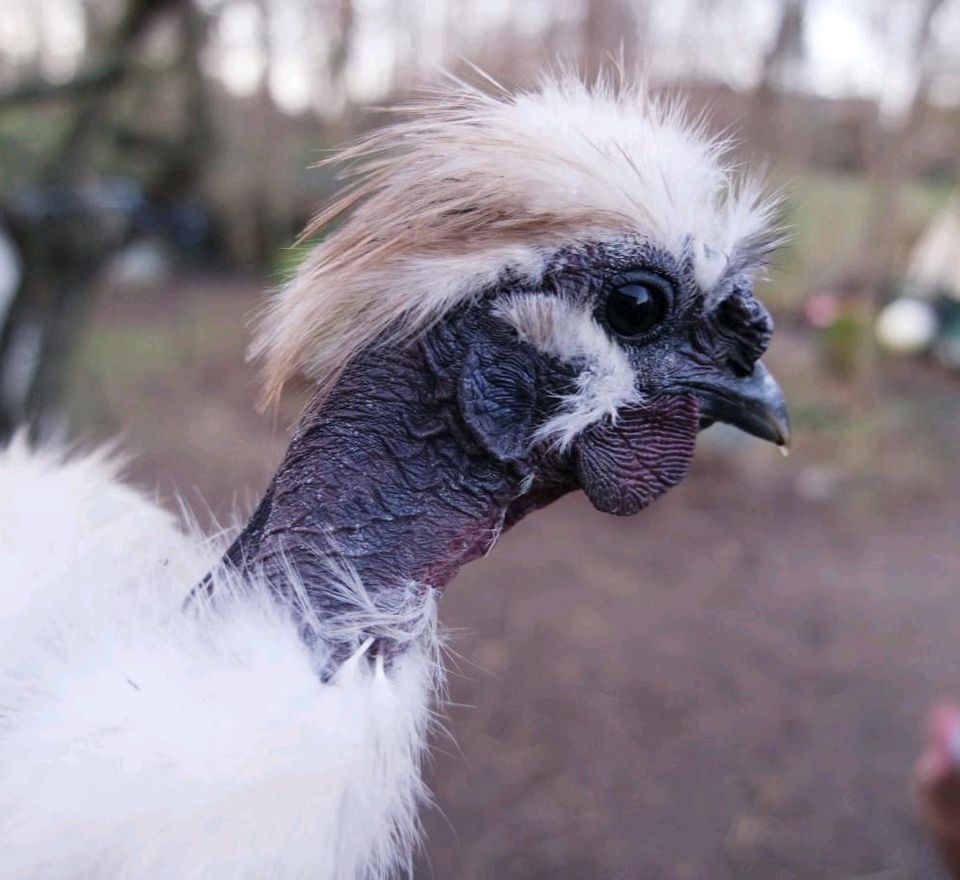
[0,72,788,879]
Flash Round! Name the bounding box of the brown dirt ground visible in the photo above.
[69,273,960,880]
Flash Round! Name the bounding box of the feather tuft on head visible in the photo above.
[252,70,780,402]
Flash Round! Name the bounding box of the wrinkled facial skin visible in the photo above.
[431,237,786,517]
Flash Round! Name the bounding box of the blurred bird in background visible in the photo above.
[876,195,960,370]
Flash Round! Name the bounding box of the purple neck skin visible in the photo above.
[219,339,574,621]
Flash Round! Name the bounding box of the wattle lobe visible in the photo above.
[575,395,700,516]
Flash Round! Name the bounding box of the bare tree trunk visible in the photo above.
[581,0,637,72]
[751,0,808,163]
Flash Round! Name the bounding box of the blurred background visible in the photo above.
[1,0,959,877]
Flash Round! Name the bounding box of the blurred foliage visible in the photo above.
[769,173,952,314]
[819,314,867,378]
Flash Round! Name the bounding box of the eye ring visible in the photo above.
[602,271,675,340]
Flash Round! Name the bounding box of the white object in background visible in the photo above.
[875,297,938,355]
[105,238,173,289]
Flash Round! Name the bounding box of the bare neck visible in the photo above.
[219,340,573,624]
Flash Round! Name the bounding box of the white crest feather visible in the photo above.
[252,71,778,400]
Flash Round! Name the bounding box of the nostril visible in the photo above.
[715,289,773,367]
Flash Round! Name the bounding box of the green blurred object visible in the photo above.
[272,238,316,281]
[820,313,867,377]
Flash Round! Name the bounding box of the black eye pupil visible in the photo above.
[605,280,669,338]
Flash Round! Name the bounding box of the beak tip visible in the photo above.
[688,361,791,451]
[774,416,791,451]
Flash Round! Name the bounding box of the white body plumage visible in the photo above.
[0,440,439,879]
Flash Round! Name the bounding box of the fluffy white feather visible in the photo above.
[0,440,440,879]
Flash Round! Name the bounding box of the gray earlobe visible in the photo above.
[459,342,540,462]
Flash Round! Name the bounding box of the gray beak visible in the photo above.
[689,361,791,448]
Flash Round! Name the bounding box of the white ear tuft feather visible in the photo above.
[496,293,640,452]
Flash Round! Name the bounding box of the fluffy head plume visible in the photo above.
[253,70,779,401]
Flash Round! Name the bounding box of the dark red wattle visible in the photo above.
[575,395,700,516]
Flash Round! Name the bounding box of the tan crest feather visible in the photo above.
[252,70,778,402]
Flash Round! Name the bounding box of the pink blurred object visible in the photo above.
[915,702,960,879]
[804,292,840,329]
[917,703,960,786]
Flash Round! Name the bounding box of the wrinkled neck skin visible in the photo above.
[219,333,575,625]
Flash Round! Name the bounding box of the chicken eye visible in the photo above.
[604,274,673,339]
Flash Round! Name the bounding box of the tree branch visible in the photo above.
[0,63,125,110]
